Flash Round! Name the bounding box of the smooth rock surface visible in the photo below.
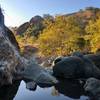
[53,54,100,79]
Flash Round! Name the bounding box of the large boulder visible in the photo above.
[19,60,58,84]
[0,8,21,85]
[84,78,100,100]
[53,52,100,79]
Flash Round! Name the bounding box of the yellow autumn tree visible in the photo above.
[85,17,100,52]
[37,16,86,56]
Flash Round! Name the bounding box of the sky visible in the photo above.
[0,0,100,27]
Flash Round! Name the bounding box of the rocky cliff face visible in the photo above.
[16,22,30,35]
[16,15,44,36]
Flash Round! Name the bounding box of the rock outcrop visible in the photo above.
[0,12,21,85]
[30,15,43,24]
[16,22,30,35]
[16,15,44,37]
[0,8,58,86]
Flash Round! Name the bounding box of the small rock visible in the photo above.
[26,81,37,91]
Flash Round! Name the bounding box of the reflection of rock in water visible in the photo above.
[0,80,21,100]
[54,79,86,99]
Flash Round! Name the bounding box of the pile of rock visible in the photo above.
[52,52,100,99]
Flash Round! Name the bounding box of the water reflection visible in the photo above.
[54,79,85,99]
[0,80,20,100]
[38,78,89,100]
[15,81,68,100]
[0,79,89,100]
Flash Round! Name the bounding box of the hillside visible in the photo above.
[11,7,100,57]
[15,7,100,36]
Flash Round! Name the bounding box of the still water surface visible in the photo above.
[0,79,90,100]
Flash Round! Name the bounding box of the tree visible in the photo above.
[85,17,100,52]
[37,16,86,56]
